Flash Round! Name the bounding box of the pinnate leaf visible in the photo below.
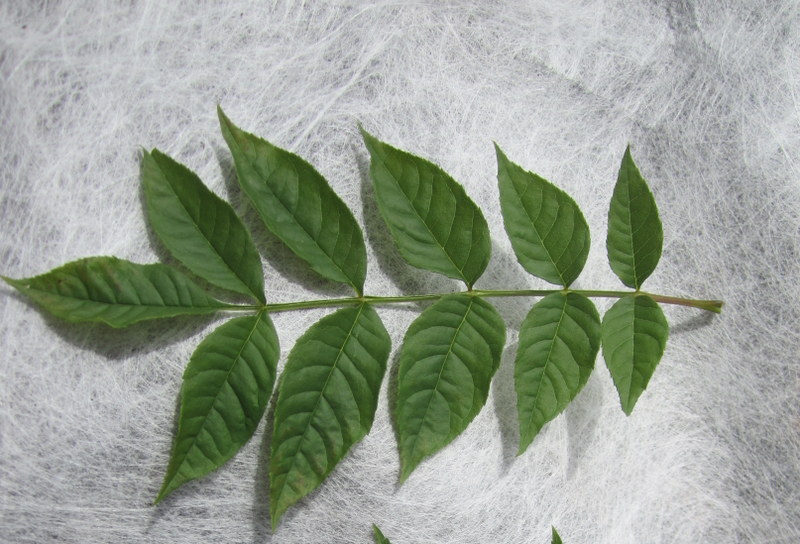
[141,149,265,303]
[361,129,491,288]
[156,312,280,502]
[606,147,663,289]
[601,295,669,415]
[218,107,367,294]
[515,293,600,454]
[496,145,590,287]
[2,257,229,327]
[270,304,391,528]
[373,525,391,544]
[396,294,505,481]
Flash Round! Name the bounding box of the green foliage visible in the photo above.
[515,293,600,454]
[2,109,721,531]
[496,145,590,287]
[156,312,279,502]
[601,295,669,415]
[607,146,663,290]
[552,526,564,544]
[373,524,391,544]
[361,128,491,288]
[269,304,390,528]
[141,148,266,303]
[396,294,505,481]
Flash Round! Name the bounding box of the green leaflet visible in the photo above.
[495,145,590,287]
[395,294,506,481]
[270,304,390,529]
[601,295,669,415]
[373,524,391,544]
[2,257,229,328]
[141,149,265,303]
[552,527,564,544]
[515,293,600,454]
[218,107,367,294]
[606,147,663,290]
[360,129,491,288]
[156,312,280,502]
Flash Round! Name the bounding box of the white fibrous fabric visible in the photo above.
[1,2,798,543]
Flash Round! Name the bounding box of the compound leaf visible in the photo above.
[141,149,265,303]
[496,145,590,287]
[396,294,505,481]
[156,312,280,502]
[2,257,229,327]
[607,147,663,289]
[373,525,391,544]
[270,304,390,529]
[552,527,564,544]
[516,293,600,454]
[360,129,491,288]
[219,107,367,294]
[601,295,669,415]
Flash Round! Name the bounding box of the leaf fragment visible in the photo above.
[141,149,265,303]
[269,304,391,529]
[156,312,280,502]
[515,293,600,454]
[3,257,229,327]
[601,295,669,415]
[218,107,367,294]
[495,145,590,287]
[360,129,491,288]
[395,294,506,481]
[373,524,391,544]
[552,526,564,544]
[606,147,663,289]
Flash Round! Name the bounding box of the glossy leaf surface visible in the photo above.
[395,294,505,481]
[496,145,590,287]
[606,147,663,289]
[219,107,367,294]
[156,312,280,502]
[270,304,390,528]
[361,129,491,288]
[141,149,265,303]
[601,295,669,414]
[3,257,229,327]
[515,293,600,453]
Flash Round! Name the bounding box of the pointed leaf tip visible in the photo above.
[269,304,391,527]
[601,295,669,414]
[362,132,491,287]
[395,295,505,479]
[607,146,663,289]
[220,111,367,294]
[496,145,591,287]
[141,148,266,303]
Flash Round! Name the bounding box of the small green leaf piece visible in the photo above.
[601,295,669,415]
[552,526,564,544]
[141,149,265,303]
[515,293,600,454]
[3,257,230,327]
[396,294,506,481]
[360,129,491,288]
[218,107,367,294]
[373,524,391,544]
[606,146,663,289]
[495,145,590,287]
[156,312,280,503]
[270,304,391,529]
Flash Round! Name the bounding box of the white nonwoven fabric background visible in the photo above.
[1,1,798,543]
